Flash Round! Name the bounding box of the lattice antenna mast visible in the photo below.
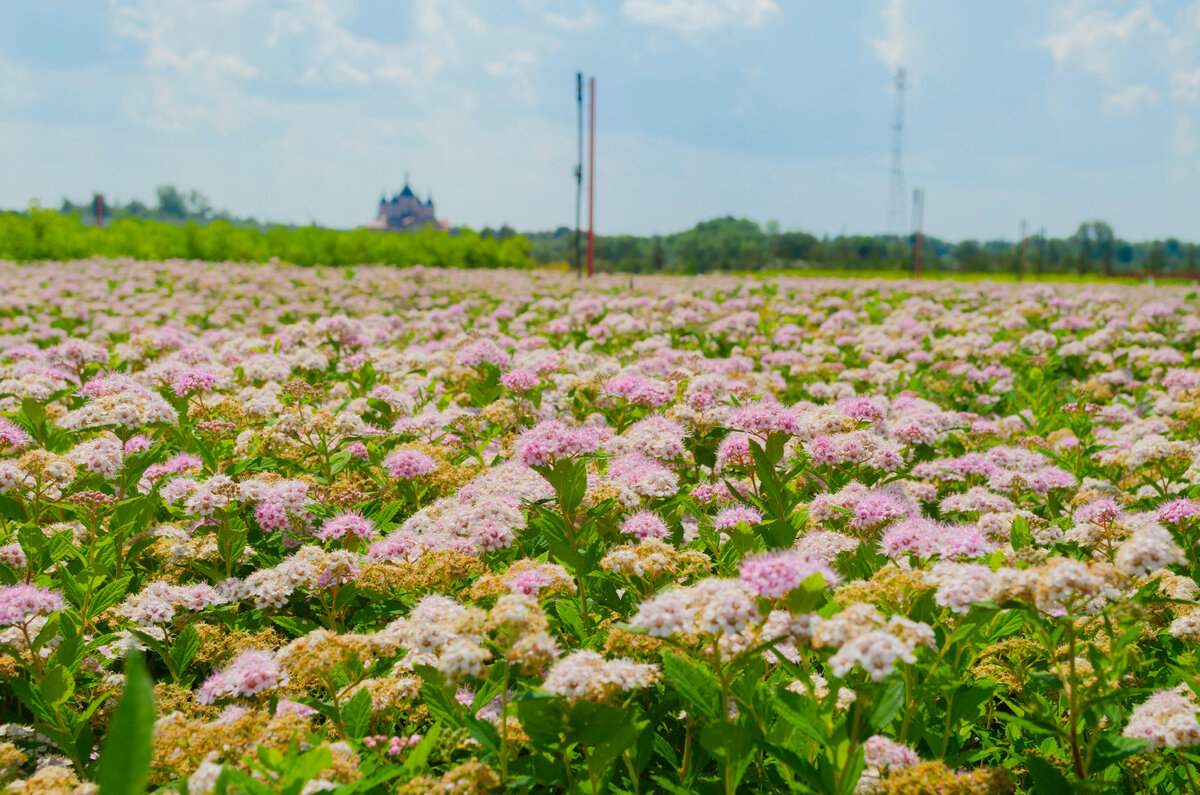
[888,67,907,235]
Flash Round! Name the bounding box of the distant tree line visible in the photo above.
[59,185,280,230]
[511,217,1200,276]
[0,207,530,268]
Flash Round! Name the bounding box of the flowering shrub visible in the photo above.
[2,259,1200,793]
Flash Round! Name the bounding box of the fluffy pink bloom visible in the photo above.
[621,511,670,539]
[739,550,838,598]
[197,650,283,704]
[457,339,511,368]
[838,397,886,424]
[316,511,376,541]
[0,585,64,625]
[850,492,908,530]
[514,421,609,467]
[1159,498,1200,525]
[725,402,803,437]
[714,505,763,531]
[500,368,539,391]
[254,500,291,532]
[715,433,753,472]
[384,449,438,479]
[863,736,920,769]
[604,374,673,407]
[0,418,31,450]
[171,368,220,398]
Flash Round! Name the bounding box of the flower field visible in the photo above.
[3,258,1200,794]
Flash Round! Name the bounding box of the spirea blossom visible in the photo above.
[0,585,64,625]
[384,449,438,479]
[738,550,838,598]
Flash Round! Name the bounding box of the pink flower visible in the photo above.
[197,650,283,704]
[501,368,540,391]
[714,505,763,531]
[863,736,919,769]
[850,493,908,531]
[604,374,673,407]
[0,418,31,450]
[621,511,670,539]
[739,550,838,598]
[0,585,64,625]
[514,421,609,468]
[171,368,220,398]
[384,449,437,479]
[725,402,803,437]
[1159,498,1200,525]
[316,511,376,541]
[254,500,291,532]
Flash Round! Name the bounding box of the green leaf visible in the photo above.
[169,624,202,677]
[97,651,155,795]
[1024,754,1072,795]
[341,687,373,739]
[662,653,721,721]
[1092,734,1149,770]
[515,696,565,748]
[775,688,827,743]
[1010,515,1032,551]
[272,616,320,637]
[41,664,75,707]
[868,679,905,732]
[89,577,133,619]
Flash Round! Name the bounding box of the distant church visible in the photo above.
[367,176,445,231]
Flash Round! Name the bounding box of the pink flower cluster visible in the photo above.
[514,421,610,467]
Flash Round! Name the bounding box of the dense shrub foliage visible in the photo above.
[2,260,1200,794]
[0,210,531,268]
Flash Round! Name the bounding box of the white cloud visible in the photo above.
[1172,66,1200,100]
[620,0,780,36]
[1042,0,1167,82]
[873,0,913,73]
[545,6,601,30]
[483,50,541,103]
[1101,83,1158,114]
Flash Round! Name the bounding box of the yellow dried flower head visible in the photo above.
[470,560,576,601]
[877,760,1015,795]
[4,765,93,795]
[277,630,377,691]
[358,551,485,596]
[0,742,27,781]
[192,624,286,668]
[835,566,933,612]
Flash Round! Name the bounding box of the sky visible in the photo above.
[0,0,1197,241]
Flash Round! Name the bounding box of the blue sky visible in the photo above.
[0,0,1196,241]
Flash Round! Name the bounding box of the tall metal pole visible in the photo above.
[1019,219,1027,281]
[912,188,924,279]
[586,77,596,278]
[574,72,583,277]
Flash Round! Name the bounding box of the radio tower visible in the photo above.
[888,67,907,235]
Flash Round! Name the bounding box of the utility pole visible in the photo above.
[912,188,924,279]
[888,68,907,235]
[574,72,583,277]
[586,76,596,278]
[1019,219,1027,281]
[93,193,104,228]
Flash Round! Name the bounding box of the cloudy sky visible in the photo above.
[0,0,1195,240]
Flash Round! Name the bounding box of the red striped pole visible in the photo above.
[586,77,595,277]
